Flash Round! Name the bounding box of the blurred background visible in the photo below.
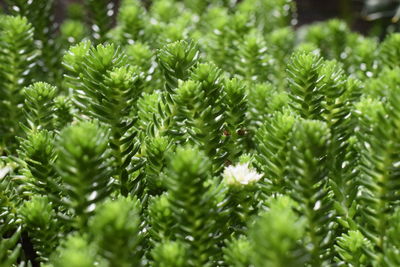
[296,0,400,36]
[1,0,400,36]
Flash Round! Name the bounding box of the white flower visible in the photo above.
[223,163,262,186]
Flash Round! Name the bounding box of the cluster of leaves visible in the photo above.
[1,0,400,266]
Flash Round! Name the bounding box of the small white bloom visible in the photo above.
[223,163,262,186]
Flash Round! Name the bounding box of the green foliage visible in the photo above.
[66,3,86,21]
[173,64,226,171]
[84,0,114,42]
[267,27,295,69]
[137,91,163,135]
[22,82,57,133]
[18,130,60,198]
[255,110,296,195]
[56,121,112,228]
[63,40,91,97]
[66,43,144,196]
[88,196,144,266]
[151,241,188,267]
[335,230,372,266]
[238,0,295,33]
[287,120,335,266]
[236,31,271,82]
[287,51,324,120]
[112,0,147,45]
[1,1,400,266]
[125,42,160,91]
[247,83,289,132]
[384,208,400,265]
[150,0,182,23]
[59,20,88,47]
[249,196,307,267]
[51,234,105,267]
[0,228,20,267]
[223,236,252,267]
[144,9,195,47]
[345,35,378,79]
[364,67,400,100]
[163,146,219,266]
[305,19,351,61]
[354,73,400,264]
[331,136,360,231]
[379,33,400,70]
[205,11,252,74]
[8,0,60,83]
[73,43,126,114]
[0,15,37,151]
[222,78,250,161]
[20,196,59,262]
[0,166,21,267]
[0,165,20,232]
[53,96,73,130]
[316,62,358,226]
[304,20,379,81]
[144,136,173,195]
[157,40,200,95]
[148,193,174,244]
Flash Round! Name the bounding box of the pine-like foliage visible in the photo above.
[20,196,59,262]
[59,20,88,48]
[151,241,188,267]
[63,40,92,98]
[0,15,37,151]
[223,78,250,162]
[112,0,147,45]
[305,19,352,61]
[223,236,252,267]
[204,11,252,74]
[88,196,145,266]
[56,121,112,228]
[22,82,57,133]
[255,110,296,196]
[0,166,21,267]
[144,136,173,195]
[238,0,295,34]
[287,51,324,120]
[162,146,219,266]
[247,83,289,132]
[288,120,335,266]
[126,43,160,91]
[153,40,201,139]
[0,1,400,266]
[173,64,226,170]
[157,40,199,96]
[8,0,60,84]
[379,33,400,70]
[355,75,400,264]
[65,43,144,196]
[335,230,372,266]
[84,0,114,43]
[249,196,307,267]
[236,31,271,82]
[0,227,20,267]
[51,234,104,267]
[148,193,174,244]
[18,130,60,198]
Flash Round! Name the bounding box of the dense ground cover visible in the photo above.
[1,0,400,266]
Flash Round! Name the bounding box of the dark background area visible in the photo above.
[296,0,372,32]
